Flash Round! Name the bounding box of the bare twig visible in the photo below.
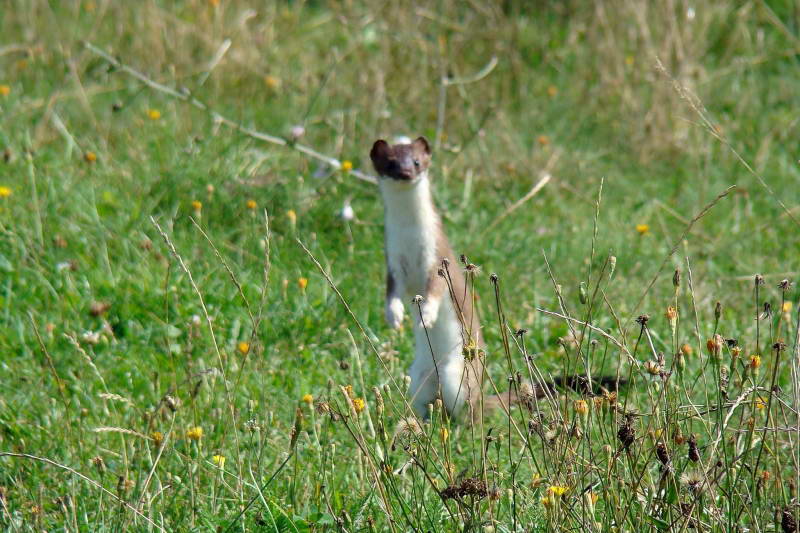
[83,42,377,185]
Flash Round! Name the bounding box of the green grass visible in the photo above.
[1,1,799,531]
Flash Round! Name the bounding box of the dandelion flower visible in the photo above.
[0,85,9,97]
[301,393,314,405]
[237,341,250,355]
[297,277,308,290]
[352,397,365,414]
[186,426,203,441]
[246,199,257,210]
[84,151,97,163]
[341,160,353,172]
[749,355,761,369]
[0,186,11,198]
[547,485,569,497]
[286,209,297,225]
[635,224,650,235]
[191,200,202,212]
[783,301,793,313]
[212,454,225,468]
[147,109,161,120]
[754,397,766,410]
[151,431,164,447]
[264,75,281,90]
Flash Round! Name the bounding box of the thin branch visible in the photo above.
[83,42,377,185]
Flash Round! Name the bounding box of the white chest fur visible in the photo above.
[380,176,439,298]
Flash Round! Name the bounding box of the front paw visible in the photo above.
[386,298,405,329]
[416,298,440,328]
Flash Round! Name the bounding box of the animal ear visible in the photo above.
[370,139,391,165]
[412,136,431,155]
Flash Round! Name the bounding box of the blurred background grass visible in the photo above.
[1,0,799,530]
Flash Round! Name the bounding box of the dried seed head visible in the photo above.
[755,274,765,286]
[412,295,423,305]
[617,419,635,450]
[781,507,797,533]
[636,314,650,326]
[672,268,681,288]
[656,442,670,466]
[714,301,722,319]
[778,279,792,291]
[688,434,700,462]
[164,395,180,412]
[490,273,498,283]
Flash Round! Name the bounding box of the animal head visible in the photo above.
[370,137,431,183]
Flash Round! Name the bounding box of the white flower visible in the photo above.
[290,125,305,140]
[340,200,355,221]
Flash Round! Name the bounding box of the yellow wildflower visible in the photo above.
[150,431,164,447]
[212,454,225,468]
[547,485,569,497]
[264,75,281,90]
[783,301,793,313]
[343,385,354,398]
[754,398,766,410]
[84,151,97,163]
[574,400,589,416]
[0,85,9,97]
[625,55,634,66]
[665,306,677,322]
[0,186,11,198]
[246,199,257,210]
[635,224,650,235]
[439,427,449,442]
[537,135,550,146]
[547,85,558,97]
[680,343,693,357]
[341,160,353,172]
[298,277,308,290]
[287,209,297,225]
[749,355,761,369]
[186,426,203,441]
[541,495,552,508]
[352,397,366,413]
[191,200,202,212]
[147,109,161,120]
[302,393,314,404]
[237,341,250,355]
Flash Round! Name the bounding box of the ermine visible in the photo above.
[371,137,624,421]
[370,136,489,420]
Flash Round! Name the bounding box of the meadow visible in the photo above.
[1,1,799,531]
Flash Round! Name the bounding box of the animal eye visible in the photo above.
[413,159,420,168]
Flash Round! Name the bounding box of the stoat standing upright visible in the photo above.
[370,136,486,419]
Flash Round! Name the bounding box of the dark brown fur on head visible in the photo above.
[370,137,431,181]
